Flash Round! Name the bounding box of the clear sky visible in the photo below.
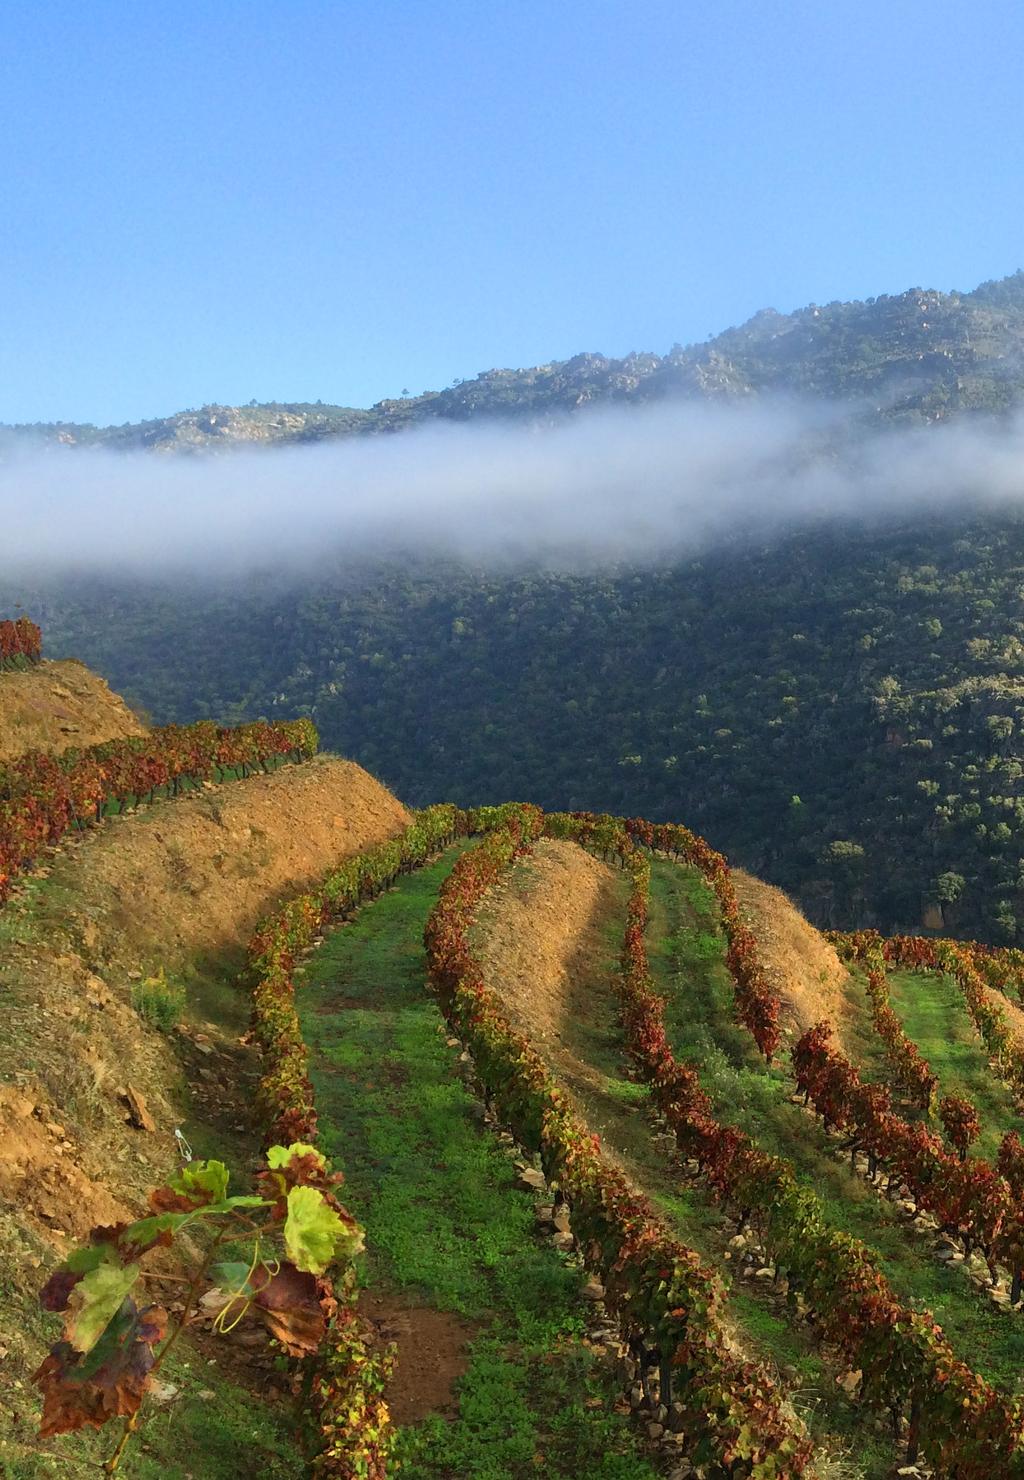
[2,0,1022,426]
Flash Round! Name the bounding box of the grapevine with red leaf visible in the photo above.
[958,939,1024,1004]
[618,823,1022,1314]
[873,931,1024,1100]
[241,803,465,1474]
[425,809,814,1478]
[550,810,1024,1476]
[940,1093,982,1161]
[35,1144,364,1472]
[829,932,939,1111]
[248,805,460,1147]
[0,614,42,668]
[0,716,319,903]
[560,811,783,1062]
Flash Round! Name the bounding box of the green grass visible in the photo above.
[877,966,1024,1159]
[647,858,1024,1396]
[0,871,79,950]
[299,846,658,1480]
[818,951,1024,1162]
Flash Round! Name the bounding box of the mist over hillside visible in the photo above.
[6,393,1024,575]
[9,271,1024,943]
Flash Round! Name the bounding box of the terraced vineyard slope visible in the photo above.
[14,625,1024,1477]
[0,634,415,1479]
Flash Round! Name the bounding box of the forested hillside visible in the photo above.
[10,505,1024,943]
[12,269,1024,942]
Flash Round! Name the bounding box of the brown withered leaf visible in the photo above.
[33,1299,167,1438]
[251,1262,326,1357]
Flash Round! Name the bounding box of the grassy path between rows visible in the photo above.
[646,859,1024,1397]
[474,853,896,1478]
[869,964,1024,1159]
[298,845,659,1480]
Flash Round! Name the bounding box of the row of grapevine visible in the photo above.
[790,1021,1023,1279]
[960,940,1024,1002]
[881,932,1024,1100]
[0,614,41,668]
[618,815,782,1060]
[830,931,987,1156]
[828,931,940,1112]
[608,812,1023,1293]
[550,812,1024,1476]
[722,919,1024,1308]
[245,804,461,1478]
[29,772,415,1468]
[636,805,1024,1314]
[0,717,318,902]
[248,804,460,1146]
[424,808,814,1480]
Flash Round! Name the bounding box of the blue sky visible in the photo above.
[2,0,1022,425]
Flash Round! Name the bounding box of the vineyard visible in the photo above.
[0,615,41,669]
[9,628,1024,1477]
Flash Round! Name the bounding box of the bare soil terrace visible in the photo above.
[0,658,145,760]
[732,867,852,1045]
[0,748,411,1464]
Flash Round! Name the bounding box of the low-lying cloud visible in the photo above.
[4,397,1024,575]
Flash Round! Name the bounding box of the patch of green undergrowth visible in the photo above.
[130,968,186,1030]
[882,966,1024,1158]
[300,848,658,1480]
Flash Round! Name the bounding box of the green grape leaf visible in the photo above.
[209,1261,256,1297]
[66,1261,141,1355]
[175,1159,230,1204]
[267,1142,324,1170]
[117,1212,192,1251]
[283,1186,358,1273]
[65,1245,111,1274]
[150,1159,230,1213]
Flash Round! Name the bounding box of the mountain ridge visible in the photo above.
[8,268,1024,451]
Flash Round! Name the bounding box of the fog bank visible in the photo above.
[4,398,1024,574]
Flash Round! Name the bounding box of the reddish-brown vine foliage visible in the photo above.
[0,614,42,667]
[0,717,318,902]
[424,807,813,1479]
